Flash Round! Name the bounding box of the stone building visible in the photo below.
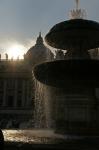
[25,32,54,66]
[0,59,33,129]
[0,33,54,129]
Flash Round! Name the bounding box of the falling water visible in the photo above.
[32,48,54,129]
[33,74,52,128]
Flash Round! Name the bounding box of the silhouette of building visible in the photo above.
[25,32,54,66]
[0,33,54,129]
[0,59,33,128]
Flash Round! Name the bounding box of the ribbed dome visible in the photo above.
[25,33,54,66]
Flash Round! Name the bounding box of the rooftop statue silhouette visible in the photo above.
[5,53,8,60]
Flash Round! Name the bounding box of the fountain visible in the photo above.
[3,1,99,149]
[33,0,99,136]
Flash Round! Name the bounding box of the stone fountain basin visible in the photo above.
[33,59,99,88]
[45,19,99,50]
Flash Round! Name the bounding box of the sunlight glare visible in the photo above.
[8,44,26,59]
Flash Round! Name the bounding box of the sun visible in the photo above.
[8,44,26,59]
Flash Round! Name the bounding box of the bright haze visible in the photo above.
[0,0,98,59]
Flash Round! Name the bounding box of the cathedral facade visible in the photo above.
[0,33,54,129]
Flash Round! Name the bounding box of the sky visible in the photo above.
[0,0,99,59]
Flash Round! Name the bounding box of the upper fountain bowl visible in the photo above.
[45,19,99,50]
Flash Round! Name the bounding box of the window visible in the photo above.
[17,97,22,107]
[17,80,23,90]
[7,79,15,89]
[0,97,3,106]
[0,80,4,88]
[7,96,14,107]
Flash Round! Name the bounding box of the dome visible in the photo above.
[45,19,99,51]
[25,33,54,66]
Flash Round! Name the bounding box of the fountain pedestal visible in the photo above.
[54,87,98,135]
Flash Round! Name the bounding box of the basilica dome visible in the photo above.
[25,33,54,66]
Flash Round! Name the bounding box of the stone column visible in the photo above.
[22,80,25,107]
[3,80,7,107]
[26,81,30,106]
[14,79,18,107]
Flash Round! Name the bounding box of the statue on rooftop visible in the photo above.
[5,53,8,60]
[0,54,1,61]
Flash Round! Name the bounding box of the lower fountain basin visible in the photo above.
[33,59,99,88]
[4,130,99,150]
